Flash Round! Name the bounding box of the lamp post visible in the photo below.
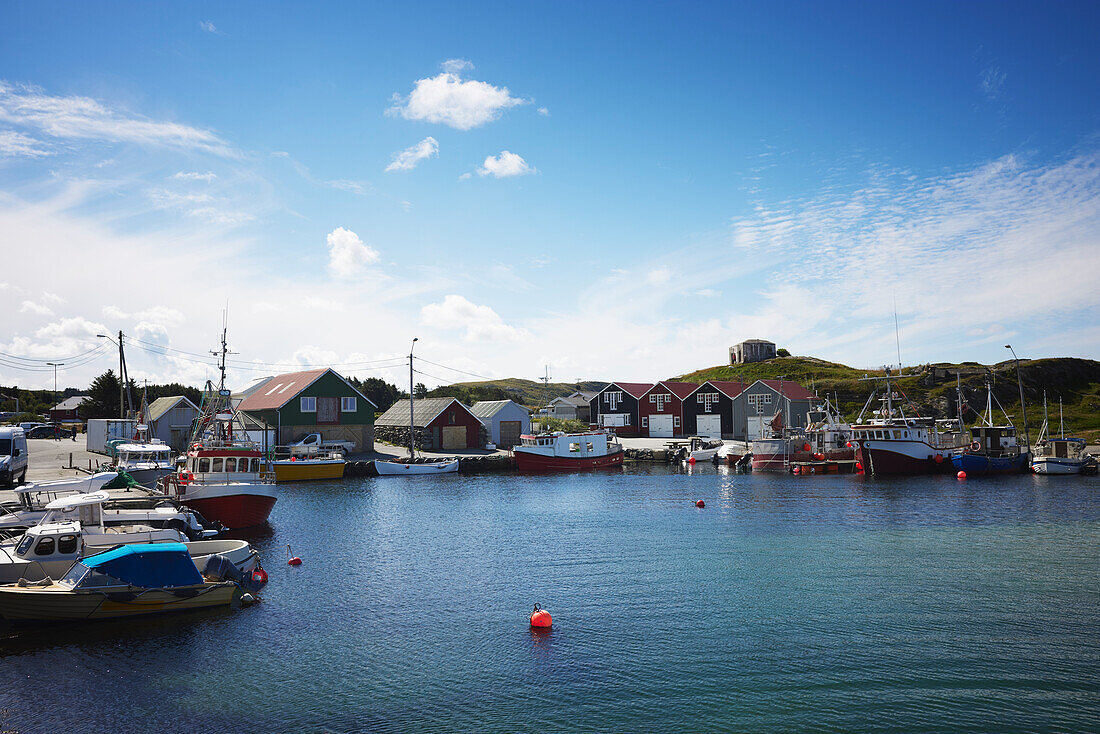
[409,337,418,458]
[1005,345,1030,451]
[46,362,64,394]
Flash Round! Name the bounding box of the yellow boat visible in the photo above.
[271,457,346,482]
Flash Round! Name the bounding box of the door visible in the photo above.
[649,414,674,438]
[746,416,768,440]
[498,421,522,448]
[601,414,626,427]
[697,415,722,438]
[317,397,339,424]
[442,426,466,450]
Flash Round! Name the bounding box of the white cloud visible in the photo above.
[102,305,185,326]
[477,151,535,178]
[441,59,473,73]
[199,21,219,34]
[980,65,1006,100]
[647,268,671,285]
[388,67,527,130]
[696,289,718,297]
[420,295,527,342]
[19,300,53,316]
[537,107,550,116]
[385,136,439,172]
[171,171,217,181]
[0,129,51,157]
[458,172,472,181]
[147,188,253,225]
[326,227,380,279]
[0,81,237,157]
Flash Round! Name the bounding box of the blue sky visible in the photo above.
[2,1,1099,391]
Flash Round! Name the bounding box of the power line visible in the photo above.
[0,343,108,363]
[415,356,495,382]
[128,336,410,369]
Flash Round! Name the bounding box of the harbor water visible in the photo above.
[2,465,1099,732]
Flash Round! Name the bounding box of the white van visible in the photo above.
[0,427,29,488]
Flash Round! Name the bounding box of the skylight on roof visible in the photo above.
[265,383,284,395]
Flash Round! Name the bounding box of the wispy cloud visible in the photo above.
[0,129,51,157]
[388,63,528,130]
[199,21,222,35]
[171,171,217,181]
[385,136,439,172]
[477,150,535,178]
[0,81,237,157]
[980,64,1006,100]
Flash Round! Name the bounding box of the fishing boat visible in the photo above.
[159,328,277,529]
[1031,395,1095,474]
[111,431,175,486]
[513,430,624,472]
[849,369,969,476]
[950,380,1030,475]
[374,458,459,475]
[270,450,347,482]
[0,543,241,622]
[751,399,853,471]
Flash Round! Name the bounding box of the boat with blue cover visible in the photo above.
[950,380,1030,475]
[0,542,241,621]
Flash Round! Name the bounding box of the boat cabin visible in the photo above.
[183,448,266,481]
[1038,437,1086,460]
[970,426,1020,456]
[850,422,932,444]
[116,442,174,468]
[12,520,82,562]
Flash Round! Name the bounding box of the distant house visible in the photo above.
[729,339,777,365]
[237,368,376,453]
[375,397,486,451]
[546,391,597,422]
[588,382,653,437]
[145,396,201,451]
[471,400,531,449]
[639,381,699,438]
[50,395,90,422]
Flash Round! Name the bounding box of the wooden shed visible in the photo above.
[146,395,201,451]
[471,400,530,448]
[587,382,653,437]
[639,381,698,438]
[375,397,485,451]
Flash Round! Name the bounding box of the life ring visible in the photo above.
[970,441,980,452]
[178,471,194,486]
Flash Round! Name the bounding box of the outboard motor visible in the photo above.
[202,554,266,592]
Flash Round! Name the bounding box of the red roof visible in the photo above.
[609,382,654,399]
[236,369,329,411]
[648,381,699,400]
[703,380,749,399]
[756,379,817,400]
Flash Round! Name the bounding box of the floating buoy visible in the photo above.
[290,456,297,462]
[530,603,552,628]
[814,453,825,461]
[793,466,801,475]
[695,499,705,508]
[934,454,944,464]
[957,470,967,480]
[855,461,863,472]
[251,567,268,585]
[287,544,302,566]
[688,456,696,465]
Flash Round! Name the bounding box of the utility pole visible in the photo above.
[409,337,418,458]
[46,362,64,394]
[1005,345,1030,451]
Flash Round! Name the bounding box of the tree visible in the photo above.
[414,382,428,399]
[347,376,403,413]
[776,348,791,358]
[82,370,122,419]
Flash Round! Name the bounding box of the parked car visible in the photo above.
[18,422,42,432]
[0,426,28,488]
[26,424,73,439]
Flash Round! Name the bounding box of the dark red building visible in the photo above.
[639,381,699,437]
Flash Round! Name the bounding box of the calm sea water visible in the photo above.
[2,465,1099,733]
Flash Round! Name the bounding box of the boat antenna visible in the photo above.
[893,294,902,371]
[409,337,418,458]
[1004,345,1030,452]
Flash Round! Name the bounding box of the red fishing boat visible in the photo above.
[512,430,624,472]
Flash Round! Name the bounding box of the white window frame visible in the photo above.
[654,394,671,411]
[341,397,356,412]
[673,416,680,427]
[301,396,317,412]
[641,416,648,428]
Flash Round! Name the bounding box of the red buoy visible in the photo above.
[802,443,811,452]
[813,453,825,461]
[695,499,705,508]
[957,470,967,480]
[530,603,552,628]
[687,456,696,465]
[287,544,302,566]
[793,466,801,475]
[934,454,944,464]
[251,567,268,584]
[846,442,853,448]
[855,461,863,472]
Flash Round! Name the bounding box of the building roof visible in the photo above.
[470,400,529,420]
[52,395,90,411]
[699,380,749,399]
[606,382,654,400]
[548,393,590,408]
[236,368,375,412]
[376,397,472,427]
[147,396,200,423]
[738,338,776,345]
[648,381,699,400]
[755,379,817,400]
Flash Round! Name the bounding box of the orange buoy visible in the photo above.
[802,443,811,452]
[530,603,552,628]
[287,544,302,566]
[687,456,696,465]
[855,461,863,472]
[695,499,705,508]
[957,470,967,479]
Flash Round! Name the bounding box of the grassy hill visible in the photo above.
[674,355,1100,442]
[426,378,607,409]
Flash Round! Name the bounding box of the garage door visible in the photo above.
[498,421,522,448]
[441,426,467,450]
[601,414,627,427]
[746,416,768,440]
[697,415,722,438]
[649,414,674,438]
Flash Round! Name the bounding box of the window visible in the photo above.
[642,417,648,428]
[569,442,580,452]
[699,393,719,413]
[240,459,250,472]
[649,395,656,403]
[198,458,210,473]
[225,458,236,472]
[58,534,77,554]
[212,458,223,472]
[674,416,680,427]
[604,391,624,410]
[250,459,260,472]
[341,397,356,412]
[301,396,317,412]
[654,394,671,411]
[35,537,55,556]
[587,442,594,452]
[764,394,773,404]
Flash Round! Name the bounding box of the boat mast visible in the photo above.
[409,337,418,459]
[1059,396,1064,439]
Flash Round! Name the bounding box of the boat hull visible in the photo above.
[752,445,854,471]
[374,459,459,475]
[0,582,237,621]
[1031,458,1087,475]
[854,440,955,476]
[179,490,276,529]
[514,448,624,473]
[951,452,1030,475]
[273,460,346,482]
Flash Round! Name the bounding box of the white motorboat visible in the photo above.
[374,459,459,475]
[112,428,176,486]
[513,430,624,472]
[1031,395,1096,475]
[685,437,724,462]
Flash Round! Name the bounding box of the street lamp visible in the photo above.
[408,337,418,458]
[1005,345,1030,451]
[46,362,64,394]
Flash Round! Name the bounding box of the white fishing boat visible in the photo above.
[112,428,176,486]
[374,458,459,475]
[513,430,624,472]
[1031,395,1095,474]
[685,436,724,462]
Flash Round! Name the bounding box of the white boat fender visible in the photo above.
[241,593,257,606]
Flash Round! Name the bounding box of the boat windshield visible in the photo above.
[15,533,33,556]
[58,561,129,590]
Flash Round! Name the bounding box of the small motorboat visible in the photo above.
[685,437,724,462]
[271,452,346,482]
[0,489,220,539]
[512,430,624,473]
[374,458,459,475]
[0,542,243,622]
